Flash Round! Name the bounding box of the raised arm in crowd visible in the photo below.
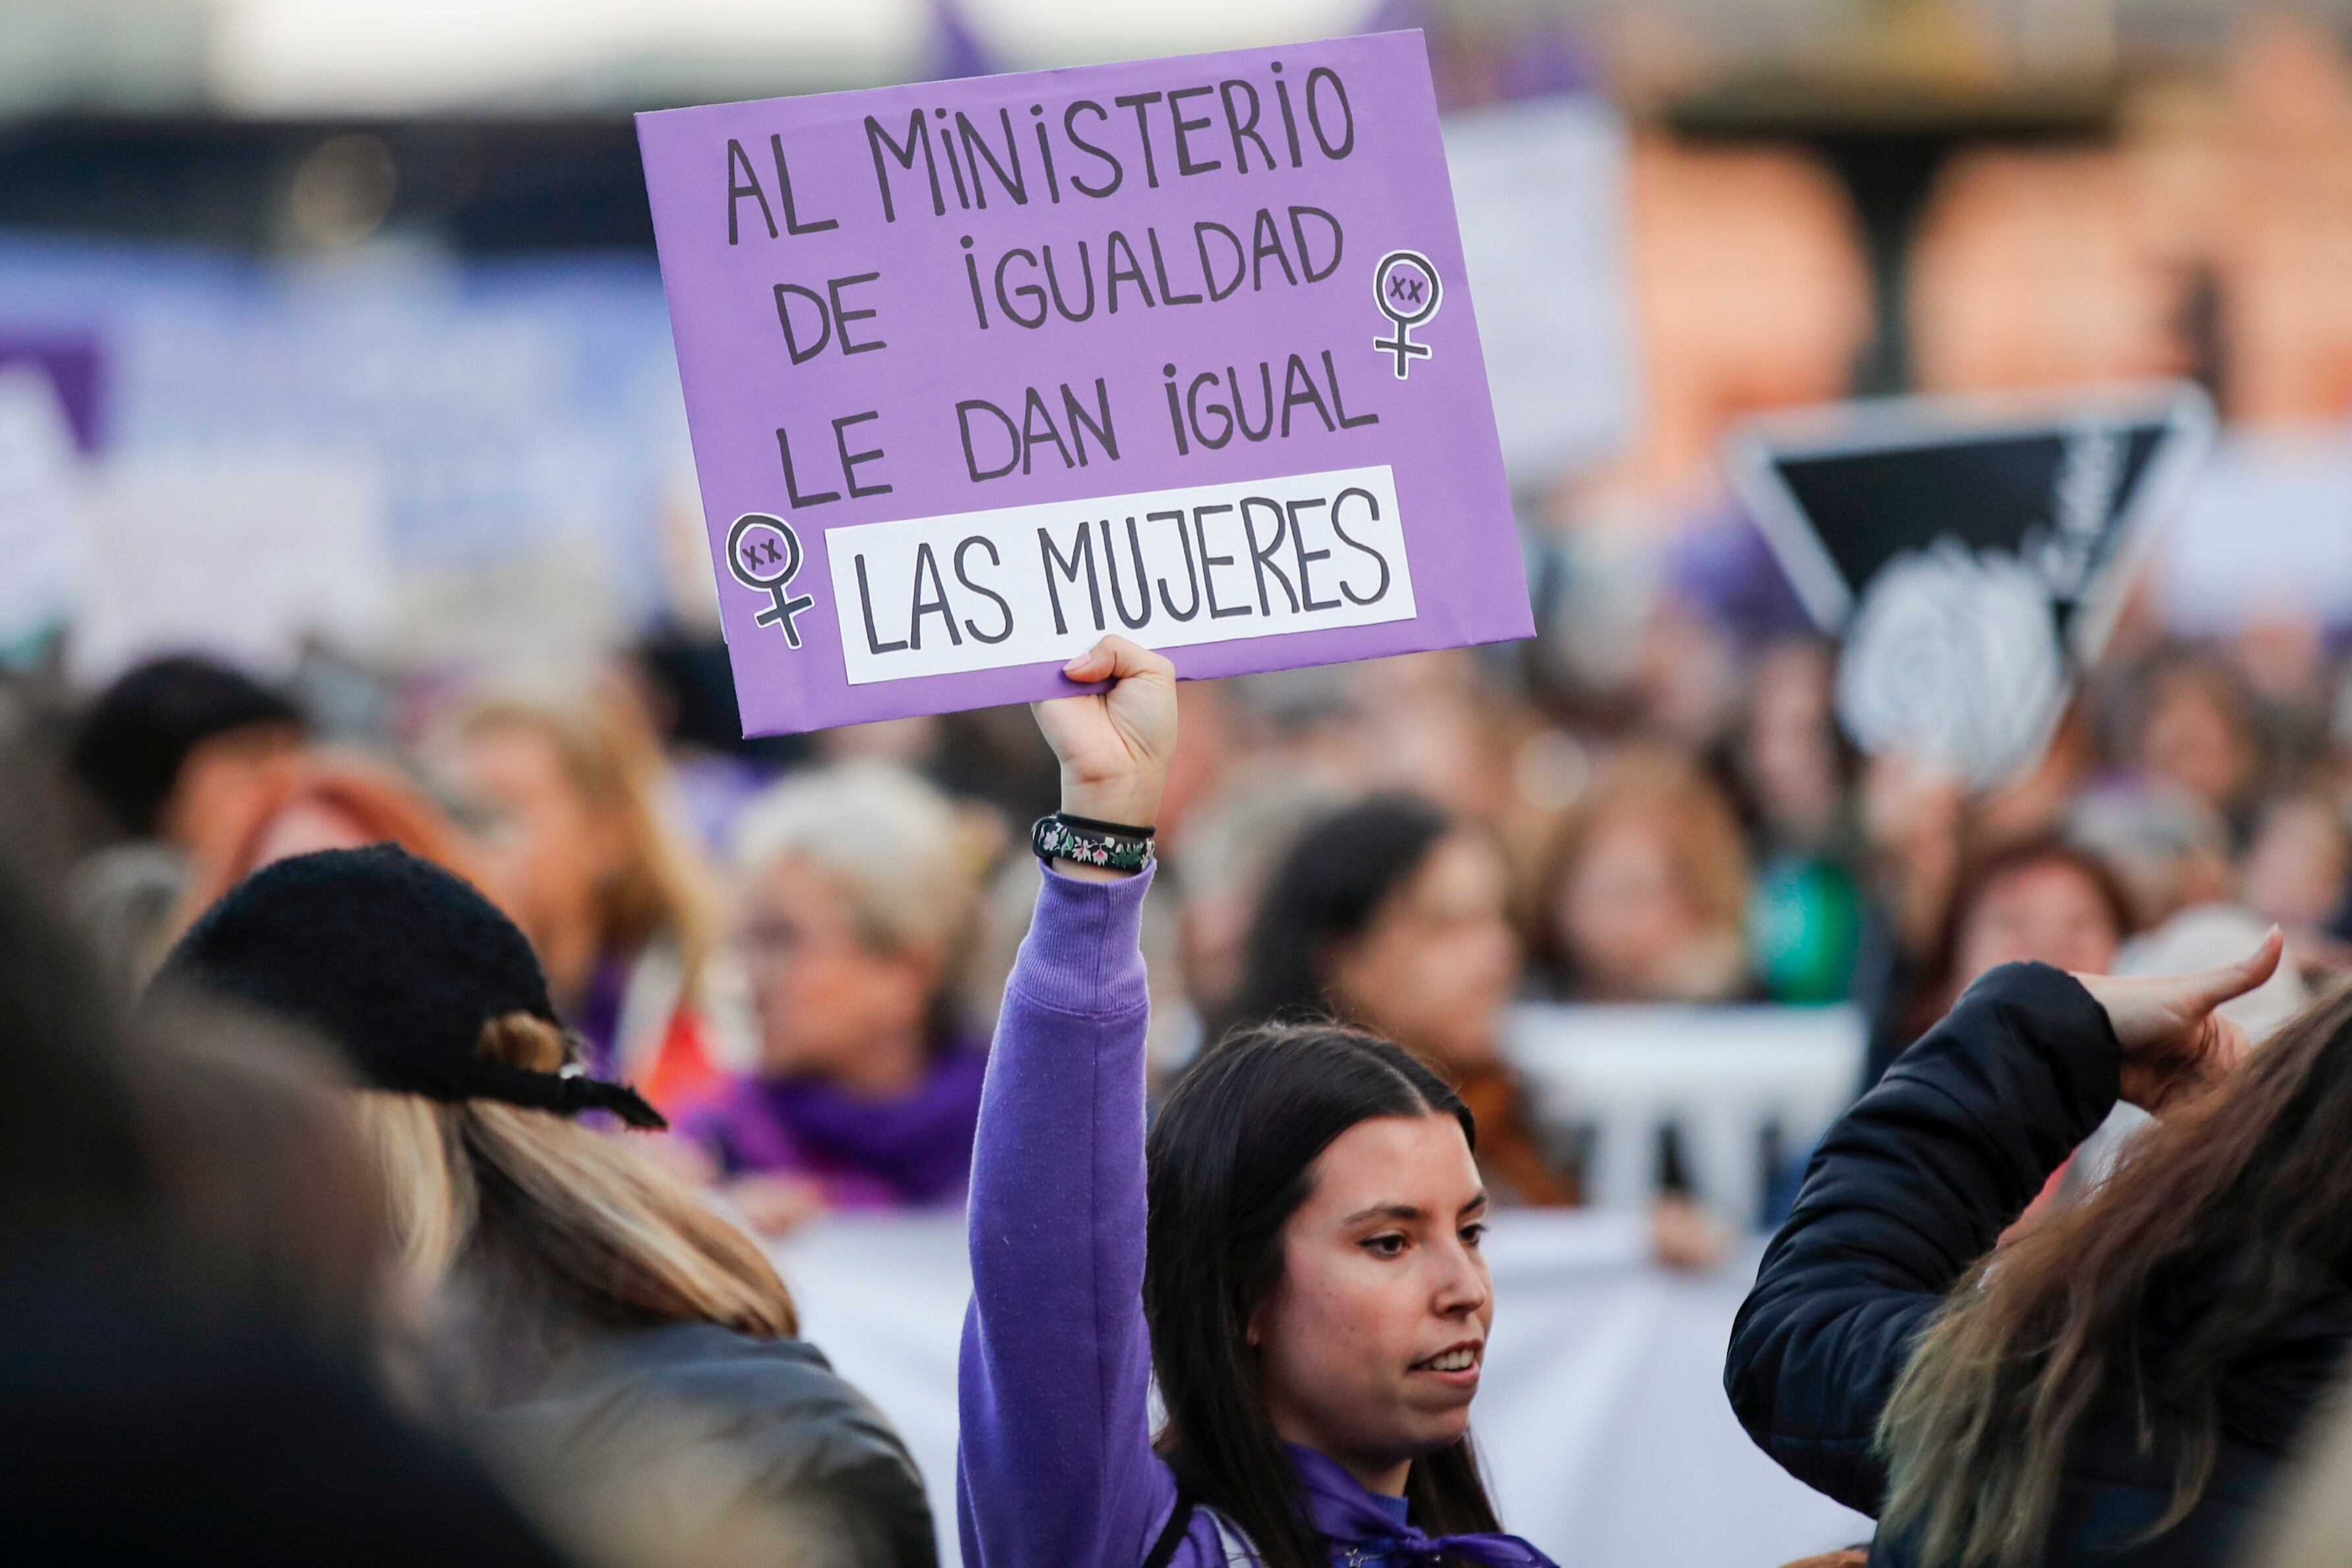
[1725,922,2352,1568]
[958,635,1554,1568]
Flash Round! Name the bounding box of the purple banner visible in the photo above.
[0,337,102,452]
[638,30,1525,736]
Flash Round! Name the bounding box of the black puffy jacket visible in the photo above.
[1726,962,2352,1568]
[471,1322,937,1568]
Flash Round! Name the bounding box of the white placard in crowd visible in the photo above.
[2159,428,2352,632]
[1442,96,1640,487]
[70,448,393,684]
[0,363,82,648]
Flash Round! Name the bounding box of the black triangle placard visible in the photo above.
[1725,383,2213,787]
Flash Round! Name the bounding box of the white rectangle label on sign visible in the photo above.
[824,465,1415,685]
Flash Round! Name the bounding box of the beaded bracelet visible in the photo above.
[1032,812,1156,873]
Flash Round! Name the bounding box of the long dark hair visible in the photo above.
[1879,979,2352,1568]
[1144,1021,1501,1568]
[1224,795,1452,1037]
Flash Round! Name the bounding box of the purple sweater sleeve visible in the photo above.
[955,863,1192,1568]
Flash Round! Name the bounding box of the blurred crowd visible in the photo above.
[15,9,2352,1567]
[9,526,2348,1244]
[6,564,2351,1565]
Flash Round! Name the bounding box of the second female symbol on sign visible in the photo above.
[1371,249,1442,379]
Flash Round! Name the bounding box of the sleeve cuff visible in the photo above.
[1006,860,1154,1018]
[1950,960,2123,1133]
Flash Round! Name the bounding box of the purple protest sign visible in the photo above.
[638,30,1526,736]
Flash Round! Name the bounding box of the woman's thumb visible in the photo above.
[2180,927,2286,1015]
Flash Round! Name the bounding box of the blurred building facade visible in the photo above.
[4,0,2352,679]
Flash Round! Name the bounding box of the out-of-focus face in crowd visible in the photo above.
[2132,658,2260,824]
[2241,795,2352,936]
[740,853,937,1093]
[1952,853,2124,987]
[726,762,975,1097]
[172,758,487,936]
[1741,638,1844,853]
[1556,812,1698,999]
[1535,751,1751,1004]
[450,717,627,980]
[167,725,306,858]
[1324,829,1520,1071]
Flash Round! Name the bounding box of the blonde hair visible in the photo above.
[731,761,985,963]
[458,691,722,987]
[355,1011,795,1350]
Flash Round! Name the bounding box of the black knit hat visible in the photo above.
[156,845,664,1129]
[71,655,306,837]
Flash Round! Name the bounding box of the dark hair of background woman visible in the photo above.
[1879,979,2352,1568]
[1144,1022,1500,1568]
[1223,794,1452,1040]
[1878,835,2138,1074]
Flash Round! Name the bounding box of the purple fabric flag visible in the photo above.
[0,337,102,452]
[637,32,1527,737]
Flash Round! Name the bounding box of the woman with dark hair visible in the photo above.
[1859,834,2136,1093]
[1222,795,1726,1267]
[960,636,1553,1568]
[1225,795,1571,1207]
[1724,926,2345,1568]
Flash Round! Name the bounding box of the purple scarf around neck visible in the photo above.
[684,1040,986,1209]
[1287,1445,1557,1567]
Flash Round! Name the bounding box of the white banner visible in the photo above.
[71,448,392,684]
[778,1211,1872,1568]
[822,464,1415,684]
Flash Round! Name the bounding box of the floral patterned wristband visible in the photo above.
[1032,812,1156,874]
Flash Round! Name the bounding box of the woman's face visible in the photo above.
[1555,814,1698,1000]
[2241,800,2351,931]
[165,725,304,859]
[1326,833,1520,1071]
[249,797,373,867]
[2138,673,2254,816]
[1745,642,1841,848]
[1954,860,2122,986]
[741,855,935,1080]
[1252,1112,1492,1491]
[450,724,623,950]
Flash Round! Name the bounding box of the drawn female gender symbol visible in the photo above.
[1372,250,1442,380]
[726,512,815,649]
